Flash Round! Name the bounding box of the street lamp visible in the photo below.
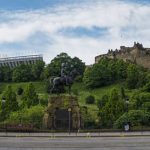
[1,97,6,117]
[124,97,129,131]
[142,103,146,133]
[1,97,6,134]
[125,97,129,112]
[95,119,100,136]
[68,108,71,135]
[2,97,6,107]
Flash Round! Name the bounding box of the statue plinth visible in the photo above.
[43,95,81,130]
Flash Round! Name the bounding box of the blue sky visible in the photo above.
[0,0,150,64]
[0,0,149,10]
[0,0,59,10]
[0,0,85,10]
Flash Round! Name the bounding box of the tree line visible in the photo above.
[0,60,45,82]
[83,57,150,90]
[0,53,85,83]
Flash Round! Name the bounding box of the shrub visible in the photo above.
[72,89,79,96]
[22,83,39,108]
[6,105,45,129]
[97,95,108,110]
[114,110,150,129]
[85,95,95,104]
[45,79,52,93]
[143,82,150,92]
[17,87,24,95]
[74,75,83,82]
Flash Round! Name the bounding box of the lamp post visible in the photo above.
[68,108,71,135]
[125,97,129,112]
[1,97,6,120]
[1,97,7,135]
[124,97,129,132]
[2,98,6,107]
[95,119,100,136]
[142,103,146,133]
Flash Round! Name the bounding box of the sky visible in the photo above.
[0,0,150,64]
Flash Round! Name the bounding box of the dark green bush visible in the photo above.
[85,95,95,104]
[74,75,83,82]
[17,87,24,95]
[97,95,108,110]
[72,89,79,96]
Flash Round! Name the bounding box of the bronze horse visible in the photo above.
[50,69,77,94]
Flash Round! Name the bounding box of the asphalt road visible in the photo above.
[0,136,150,150]
[0,131,150,137]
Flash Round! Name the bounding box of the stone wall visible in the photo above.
[95,42,150,69]
[43,95,81,130]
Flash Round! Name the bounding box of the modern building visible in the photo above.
[0,54,43,68]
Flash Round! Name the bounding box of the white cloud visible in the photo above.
[0,0,150,64]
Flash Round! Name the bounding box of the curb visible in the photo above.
[0,134,150,138]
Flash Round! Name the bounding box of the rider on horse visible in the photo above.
[61,63,69,85]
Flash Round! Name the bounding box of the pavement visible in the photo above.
[0,131,150,137]
[0,136,150,150]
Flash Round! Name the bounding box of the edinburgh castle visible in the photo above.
[95,42,150,69]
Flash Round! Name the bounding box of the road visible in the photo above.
[0,136,150,150]
[0,131,150,137]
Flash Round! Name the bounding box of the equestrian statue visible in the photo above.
[50,62,77,94]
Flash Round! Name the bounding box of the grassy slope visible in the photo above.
[0,81,128,120]
[0,82,46,93]
[0,81,125,105]
[0,81,49,102]
[72,82,124,120]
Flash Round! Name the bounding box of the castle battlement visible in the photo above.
[95,42,150,69]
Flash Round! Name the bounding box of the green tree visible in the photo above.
[99,88,125,128]
[83,62,111,88]
[0,66,12,82]
[22,83,39,108]
[12,64,32,82]
[97,95,108,110]
[83,58,128,89]
[1,86,18,119]
[32,60,45,80]
[45,53,72,78]
[72,57,85,76]
[115,59,128,80]
[45,52,85,78]
[126,64,146,89]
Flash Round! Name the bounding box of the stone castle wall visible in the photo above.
[95,42,150,69]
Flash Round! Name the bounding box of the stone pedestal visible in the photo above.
[43,95,81,129]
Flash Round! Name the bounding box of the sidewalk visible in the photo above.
[0,131,150,137]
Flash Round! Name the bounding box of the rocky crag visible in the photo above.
[95,42,150,69]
